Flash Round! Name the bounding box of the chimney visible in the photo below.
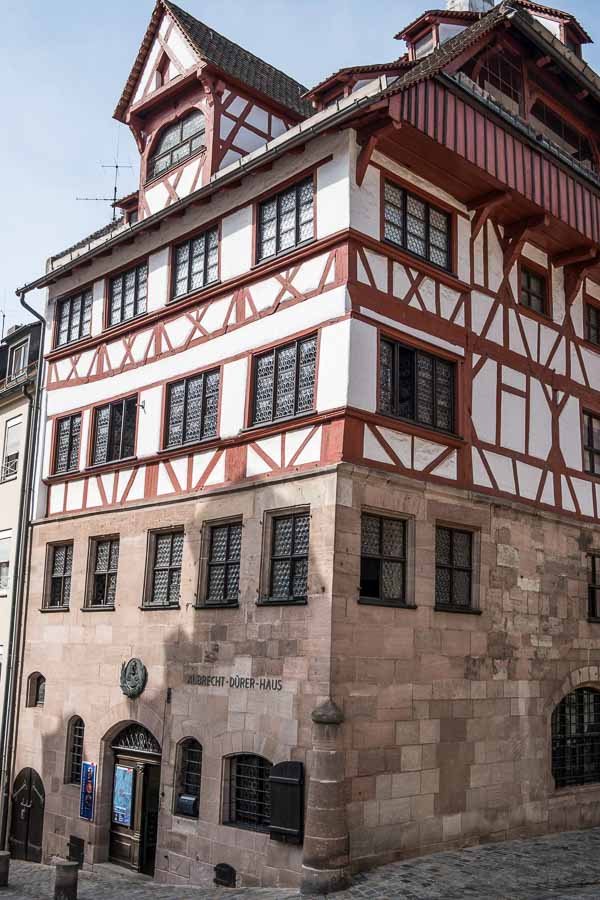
[446,0,494,10]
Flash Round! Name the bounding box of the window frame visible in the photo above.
[584,298,600,348]
[54,288,93,349]
[382,176,454,273]
[53,413,82,476]
[174,738,203,818]
[147,110,206,183]
[7,338,29,382]
[583,409,600,476]
[90,395,138,468]
[259,507,310,606]
[552,688,600,789]
[249,334,318,428]
[255,175,316,264]
[434,524,480,614]
[170,224,220,301]
[26,673,46,709]
[2,416,22,481]
[143,527,185,609]
[0,534,10,595]
[359,512,415,608]
[163,367,221,450]
[43,542,74,611]
[224,753,272,833]
[106,261,148,328]
[198,517,243,609]
[85,536,119,610]
[66,716,85,785]
[588,554,600,622]
[518,260,550,318]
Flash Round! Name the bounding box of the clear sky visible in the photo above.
[1,0,598,331]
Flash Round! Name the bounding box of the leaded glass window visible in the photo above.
[177,739,202,816]
[252,336,316,425]
[92,396,137,466]
[520,266,548,315]
[583,411,600,475]
[89,538,119,608]
[589,555,600,620]
[552,689,600,788]
[148,110,205,180]
[360,514,407,605]
[148,530,183,607]
[47,543,73,609]
[384,181,451,270]
[205,522,242,606]
[68,717,85,784]
[229,754,272,831]
[172,227,218,298]
[56,289,93,347]
[380,338,455,433]
[166,370,219,447]
[54,414,81,474]
[266,512,309,604]
[109,263,147,326]
[257,178,314,261]
[435,526,473,611]
[585,303,600,346]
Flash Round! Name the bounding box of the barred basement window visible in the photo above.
[165,370,220,447]
[54,414,81,474]
[148,110,205,180]
[46,543,73,609]
[56,289,92,347]
[583,411,600,475]
[252,336,316,426]
[586,303,600,346]
[109,263,147,326]
[172,227,218,298]
[360,514,407,606]
[264,511,309,604]
[147,530,184,607]
[89,538,119,608]
[92,396,137,466]
[175,738,202,817]
[204,522,242,606]
[589,555,600,620]
[520,266,548,315]
[257,178,314,261]
[384,181,451,270]
[380,338,455,433]
[67,717,85,785]
[552,688,600,788]
[435,526,473,611]
[228,754,272,831]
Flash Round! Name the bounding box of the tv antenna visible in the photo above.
[77,160,134,221]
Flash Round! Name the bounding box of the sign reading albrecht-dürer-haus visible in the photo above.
[185,670,285,692]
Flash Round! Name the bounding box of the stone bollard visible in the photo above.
[54,861,78,900]
[0,851,9,887]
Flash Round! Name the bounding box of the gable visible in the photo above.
[131,11,198,108]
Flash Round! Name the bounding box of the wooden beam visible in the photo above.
[356,135,379,187]
[536,55,551,68]
[577,89,589,101]
[468,191,511,242]
[502,215,548,274]
[564,253,600,306]
[553,246,598,268]
[503,214,548,242]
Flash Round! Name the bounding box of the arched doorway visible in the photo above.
[109,723,161,876]
[9,768,45,862]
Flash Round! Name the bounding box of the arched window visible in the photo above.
[552,688,600,787]
[26,673,46,708]
[174,738,202,817]
[226,754,272,831]
[67,717,85,785]
[148,110,205,180]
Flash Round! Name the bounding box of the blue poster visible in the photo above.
[79,762,96,821]
[112,765,135,827]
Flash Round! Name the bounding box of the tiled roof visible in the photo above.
[50,218,125,265]
[395,9,480,41]
[304,58,412,101]
[512,1,592,43]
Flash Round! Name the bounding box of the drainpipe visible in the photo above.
[0,291,46,848]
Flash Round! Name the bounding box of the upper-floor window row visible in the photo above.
[148,110,205,181]
[56,289,92,348]
[384,181,451,271]
[110,262,148,327]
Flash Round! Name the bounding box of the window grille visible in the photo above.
[149,110,205,179]
[384,181,451,270]
[148,531,183,607]
[92,396,137,466]
[257,178,314,261]
[229,755,272,831]
[56,289,92,347]
[380,338,455,433]
[360,514,407,605]
[90,538,119,607]
[68,718,85,785]
[109,263,147,326]
[520,266,548,315]
[583,411,600,475]
[166,370,220,447]
[172,227,218,298]
[177,739,202,816]
[252,336,316,426]
[54,414,81,474]
[589,555,600,620]
[475,51,523,111]
[47,544,73,609]
[266,512,309,604]
[435,526,473,610]
[111,724,161,755]
[552,688,600,788]
[585,303,600,346]
[205,522,242,606]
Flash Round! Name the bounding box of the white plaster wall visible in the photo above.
[148,248,170,312]
[348,318,377,412]
[220,358,249,438]
[350,136,380,240]
[316,319,351,412]
[316,140,351,239]
[136,386,163,457]
[559,396,583,470]
[220,206,253,281]
[91,280,104,336]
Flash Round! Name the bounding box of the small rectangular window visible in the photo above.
[583,411,600,475]
[92,396,137,466]
[589,555,600,620]
[54,414,81,474]
[0,538,10,593]
[435,526,473,611]
[172,227,218,299]
[585,303,600,346]
[2,418,21,480]
[46,543,73,609]
[384,181,451,270]
[8,340,29,381]
[257,178,314,261]
[520,266,548,315]
[109,263,147,326]
[360,514,407,606]
[252,336,317,426]
[202,521,242,607]
[56,289,93,347]
[88,538,119,608]
[380,338,455,433]
[264,511,310,604]
[146,530,184,608]
[165,370,220,447]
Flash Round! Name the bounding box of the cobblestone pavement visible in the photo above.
[6,828,600,898]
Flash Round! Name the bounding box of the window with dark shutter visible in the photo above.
[583,411,600,475]
[228,754,272,831]
[252,336,316,426]
[552,688,600,788]
[172,227,218,299]
[380,338,455,433]
[46,543,73,609]
[269,761,304,844]
[435,526,473,611]
[360,514,408,606]
[56,289,93,347]
[67,717,85,784]
[109,263,147,326]
[146,530,184,608]
[88,538,119,608]
[165,370,220,447]
[54,414,81,474]
[263,511,309,605]
[204,522,242,607]
[92,396,137,466]
[257,178,314,261]
[520,266,548,315]
[384,181,451,270]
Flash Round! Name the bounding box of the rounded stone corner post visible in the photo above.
[54,860,79,900]
[0,850,9,886]
[300,698,351,896]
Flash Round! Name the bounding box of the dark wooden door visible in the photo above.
[10,768,45,862]
[140,763,160,876]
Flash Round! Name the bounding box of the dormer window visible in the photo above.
[148,110,205,180]
[414,30,434,60]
